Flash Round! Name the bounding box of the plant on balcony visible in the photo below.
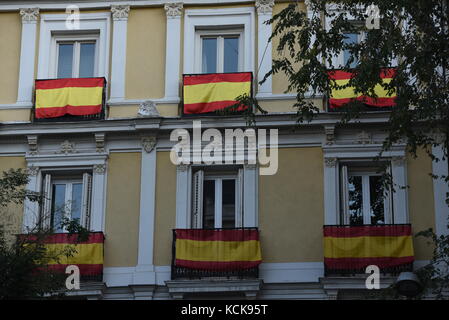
[0,169,90,299]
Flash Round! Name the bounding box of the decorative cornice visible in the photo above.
[324,125,335,146]
[55,140,77,155]
[141,136,157,153]
[93,164,106,174]
[95,133,106,153]
[324,157,337,168]
[255,0,274,15]
[177,163,190,172]
[26,166,39,177]
[138,100,160,118]
[392,156,405,167]
[356,130,373,145]
[111,5,130,21]
[20,8,39,23]
[164,3,183,18]
[27,135,38,155]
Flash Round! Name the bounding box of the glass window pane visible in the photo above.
[223,37,239,73]
[52,184,67,232]
[343,33,358,68]
[203,180,215,228]
[369,176,386,225]
[79,42,96,78]
[222,179,236,228]
[202,38,217,73]
[348,176,363,226]
[57,43,74,78]
[71,183,83,223]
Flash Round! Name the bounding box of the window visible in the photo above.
[51,34,99,78]
[192,169,243,229]
[342,32,363,68]
[340,164,392,225]
[41,172,92,232]
[197,30,243,73]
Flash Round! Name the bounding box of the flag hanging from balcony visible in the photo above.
[35,77,105,118]
[323,225,414,274]
[22,232,104,280]
[174,229,262,271]
[328,68,396,109]
[183,72,252,114]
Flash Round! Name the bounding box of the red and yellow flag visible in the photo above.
[35,77,105,119]
[323,225,414,273]
[328,68,396,109]
[183,72,252,114]
[175,229,262,270]
[23,232,104,278]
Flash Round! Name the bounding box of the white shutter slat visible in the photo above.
[81,173,93,229]
[42,174,52,230]
[236,168,244,228]
[340,165,349,225]
[191,170,204,229]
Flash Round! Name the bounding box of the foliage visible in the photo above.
[0,168,90,299]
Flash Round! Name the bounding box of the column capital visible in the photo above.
[164,3,183,19]
[255,0,274,15]
[111,5,130,21]
[20,8,39,24]
[141,136,157,153]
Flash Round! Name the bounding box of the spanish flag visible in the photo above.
[328,68,396,109]
[323,225,414,274]
[35,77,105,119]
[175,229,262,271]
[23,232,104,279]
[183,72,252,114]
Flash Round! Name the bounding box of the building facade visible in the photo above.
[0,0,447,299]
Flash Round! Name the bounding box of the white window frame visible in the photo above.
[192,170,243,229]
[323,146,408,226]
[184,7,255,75]
[195,29,244,74]
[340,166,393,225]
[47,176,92,231]
[37,12,110,80]
[340,31,365,68]
[50,34,99,78]
[23,156,107,233]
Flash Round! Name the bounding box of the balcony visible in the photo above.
[327,68,396,112]
[33,77,106,122]
[171,228,261,280]
[323,224,414,276]
[20,231,105,282]
[182,72,252,115]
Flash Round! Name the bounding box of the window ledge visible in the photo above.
[165,279,263,299]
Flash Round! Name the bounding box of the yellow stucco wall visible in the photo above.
[154,151,177,266]
[0,13,21,104]
[407,148,436,261]
[125,7,166,100]
[0,109,30,122]
[0,156,26,243]
[104,152,141,267]
[259,147,324,262]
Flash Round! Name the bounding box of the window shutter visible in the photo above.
[192,170,204,229]
[81,173,93,229]
[41,174,52,230]
[236,168,244,228]
[340,165,349,225]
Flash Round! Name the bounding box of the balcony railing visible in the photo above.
[33,77,106,122]
[19,232,105,281]
[327,68,396,112]
[182,72,252,115]
[171,228,261,279]
[323,224,414,276]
